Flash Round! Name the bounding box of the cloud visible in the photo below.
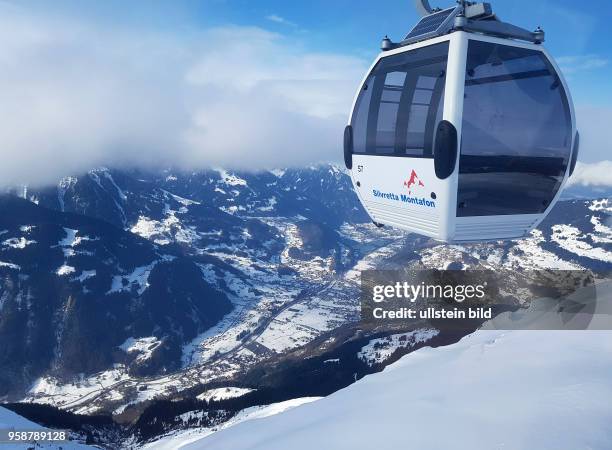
[575,105,612,163]
[557,55,608,75]
[567,161,612,187]
[265,14,297,28]
[0,6,366,188]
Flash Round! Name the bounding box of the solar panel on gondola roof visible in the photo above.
[404,7,456,41]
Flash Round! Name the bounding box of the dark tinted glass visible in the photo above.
[457,40,572,217]
[351,42,449,157]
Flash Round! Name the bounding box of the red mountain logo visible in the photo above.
[403,170,425,193]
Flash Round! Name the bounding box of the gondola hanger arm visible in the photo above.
[414,0,435,16]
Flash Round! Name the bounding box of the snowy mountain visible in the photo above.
[0,195,232,397]
[178,329,612,450]
[0,165,610,448]
[0,166,378,413]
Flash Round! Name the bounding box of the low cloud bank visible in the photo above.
[0,5,366,188]
[567,161,612,187]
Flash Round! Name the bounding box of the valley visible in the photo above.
[0,165,610,448]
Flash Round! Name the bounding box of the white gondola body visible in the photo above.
[348,31,576,243]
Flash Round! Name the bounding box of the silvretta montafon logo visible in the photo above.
[403,169,424,194]
[372,169,435,208]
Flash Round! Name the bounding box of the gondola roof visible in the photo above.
[382,2,545,51]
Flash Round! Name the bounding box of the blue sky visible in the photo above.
[0,0,609,186]
[26,0,611,106]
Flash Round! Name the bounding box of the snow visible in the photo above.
[56,265,76,276]
[0,261,20,270]
[270,169,286,178]
[420,244,471,269]
[131,216,171,245]
[2,237,36,249]
[27,368,132,412]
[589,198,612,213]
[130,201,200,246]
[0,407,39,430]
[552,224,612,263]
[120,337,161,362]
[509,229,582,270]
[59,228,79,247]
[590,215,612,244]
[259,196,277,212]
[342,223,407,282]
[108,262,158,295]
[167,192,199,207]
[357,329,439,367]
[144,397,320,450]
[0,406,92,449]
[196,263,217,285]
[74,270,96,282]
[189,330,612,450]
[57,228,93,257]
[196,387,254,402]
[255,298,346,353]
[216,169,247,187]
[124,375,188,406]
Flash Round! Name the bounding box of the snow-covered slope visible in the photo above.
[184,330,612,450]
[0,406,92,449]
[142,397,321,450]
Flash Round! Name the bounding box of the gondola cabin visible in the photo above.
[344,2,578,242]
